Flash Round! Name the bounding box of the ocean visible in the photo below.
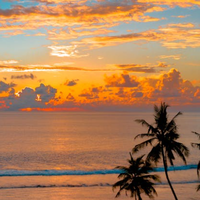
[0,111,199,200]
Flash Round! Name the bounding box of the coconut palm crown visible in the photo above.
[113,153,160,200]
[132,102,189,200]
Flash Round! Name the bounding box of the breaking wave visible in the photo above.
[0,180,199,190]
[0,164,197,177]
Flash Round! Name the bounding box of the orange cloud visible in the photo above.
[0,1,165,37]
[104,73,139,87]
[112,62,169,73]
[138,0,200,7]
[0,64,116,72]
[79,86,105,100]
[159,54,181,60]
[0,68,199,111]
[172,15,190,18]
[47,28,115,40]
[74,23,200,49]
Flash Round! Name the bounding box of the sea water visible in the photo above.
[0,111,199,200]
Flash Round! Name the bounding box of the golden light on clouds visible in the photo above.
[0,0,199,111]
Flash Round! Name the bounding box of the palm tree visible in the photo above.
[113,153,160,200]
[132,102,189,200]
[191,131,200,191]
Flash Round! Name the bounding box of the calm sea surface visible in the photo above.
[0,112,199,200]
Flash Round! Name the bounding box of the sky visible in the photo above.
[0,0,199,112]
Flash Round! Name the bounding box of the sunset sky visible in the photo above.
[0,0,199,111]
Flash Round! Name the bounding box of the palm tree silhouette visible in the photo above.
[113,153,160,200]
[191,131,200,191]
[132,102,189,200]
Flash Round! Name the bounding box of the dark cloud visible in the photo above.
[66,93,75,101]
[35,83,57,102]
[79,86,104,99]
[0,83,57,110]
[11,73,36,80]
[64,79,79,86]
[0,81,16,93]
[132,91,143,97]
[105,73,139,87]
[115,64,156,73]
[115,88,127,98]
[0,65,116,72]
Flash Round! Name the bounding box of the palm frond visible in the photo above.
[154,102,169,130]
[141,174,161,182]
[191,132,200,150]
[164,112,182,134]
[113,154,160,199]
[135,120,158,134]
[135,119,151,127]
[171,141,189,164]
[197,161,200,177]
[146,143,161,164]
[192,131,200,139]
[166,148,175,166]
[165,131,179,141]
[132,138,157,153]
[191,143,200,149]
[196,184,200,192]
[134,133,156,139]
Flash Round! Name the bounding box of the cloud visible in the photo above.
[102,69,200,106]
[115,88,129,98]
[15,87,39,108]
[152,68,182,97]
[138,0,200,7]
[0,60,19,65]
[0,0,198,42]
[0,64,116,72]
[159,54,181,60]
[66,93,75,101]
[156,62,169,68]
[132,91,143,98]
[0,68,200,111]
[113,62,169,73]
[74,23,200,49]
[0,83,58,111]
[64,79,79,86]
[0,1,165,38]
[105,73,139,87]
[0,81,16,93]
[47,27,115,40]
[172,15,190,18]
[11,73,36,80]
[35,0,87,4]
[35,83,57,102]
[79,86,105,99]
[48,45,89,58]
[114,64,156,73]
[0,60,170,73]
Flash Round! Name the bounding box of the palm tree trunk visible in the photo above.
[136,187,142,200]
[161,147,178,200]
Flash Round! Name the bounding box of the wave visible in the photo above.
[0,169,122,177]
[154,164,197,172]
[0,180,199,190]
[0,183,112,190]
[0,164,197,177]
